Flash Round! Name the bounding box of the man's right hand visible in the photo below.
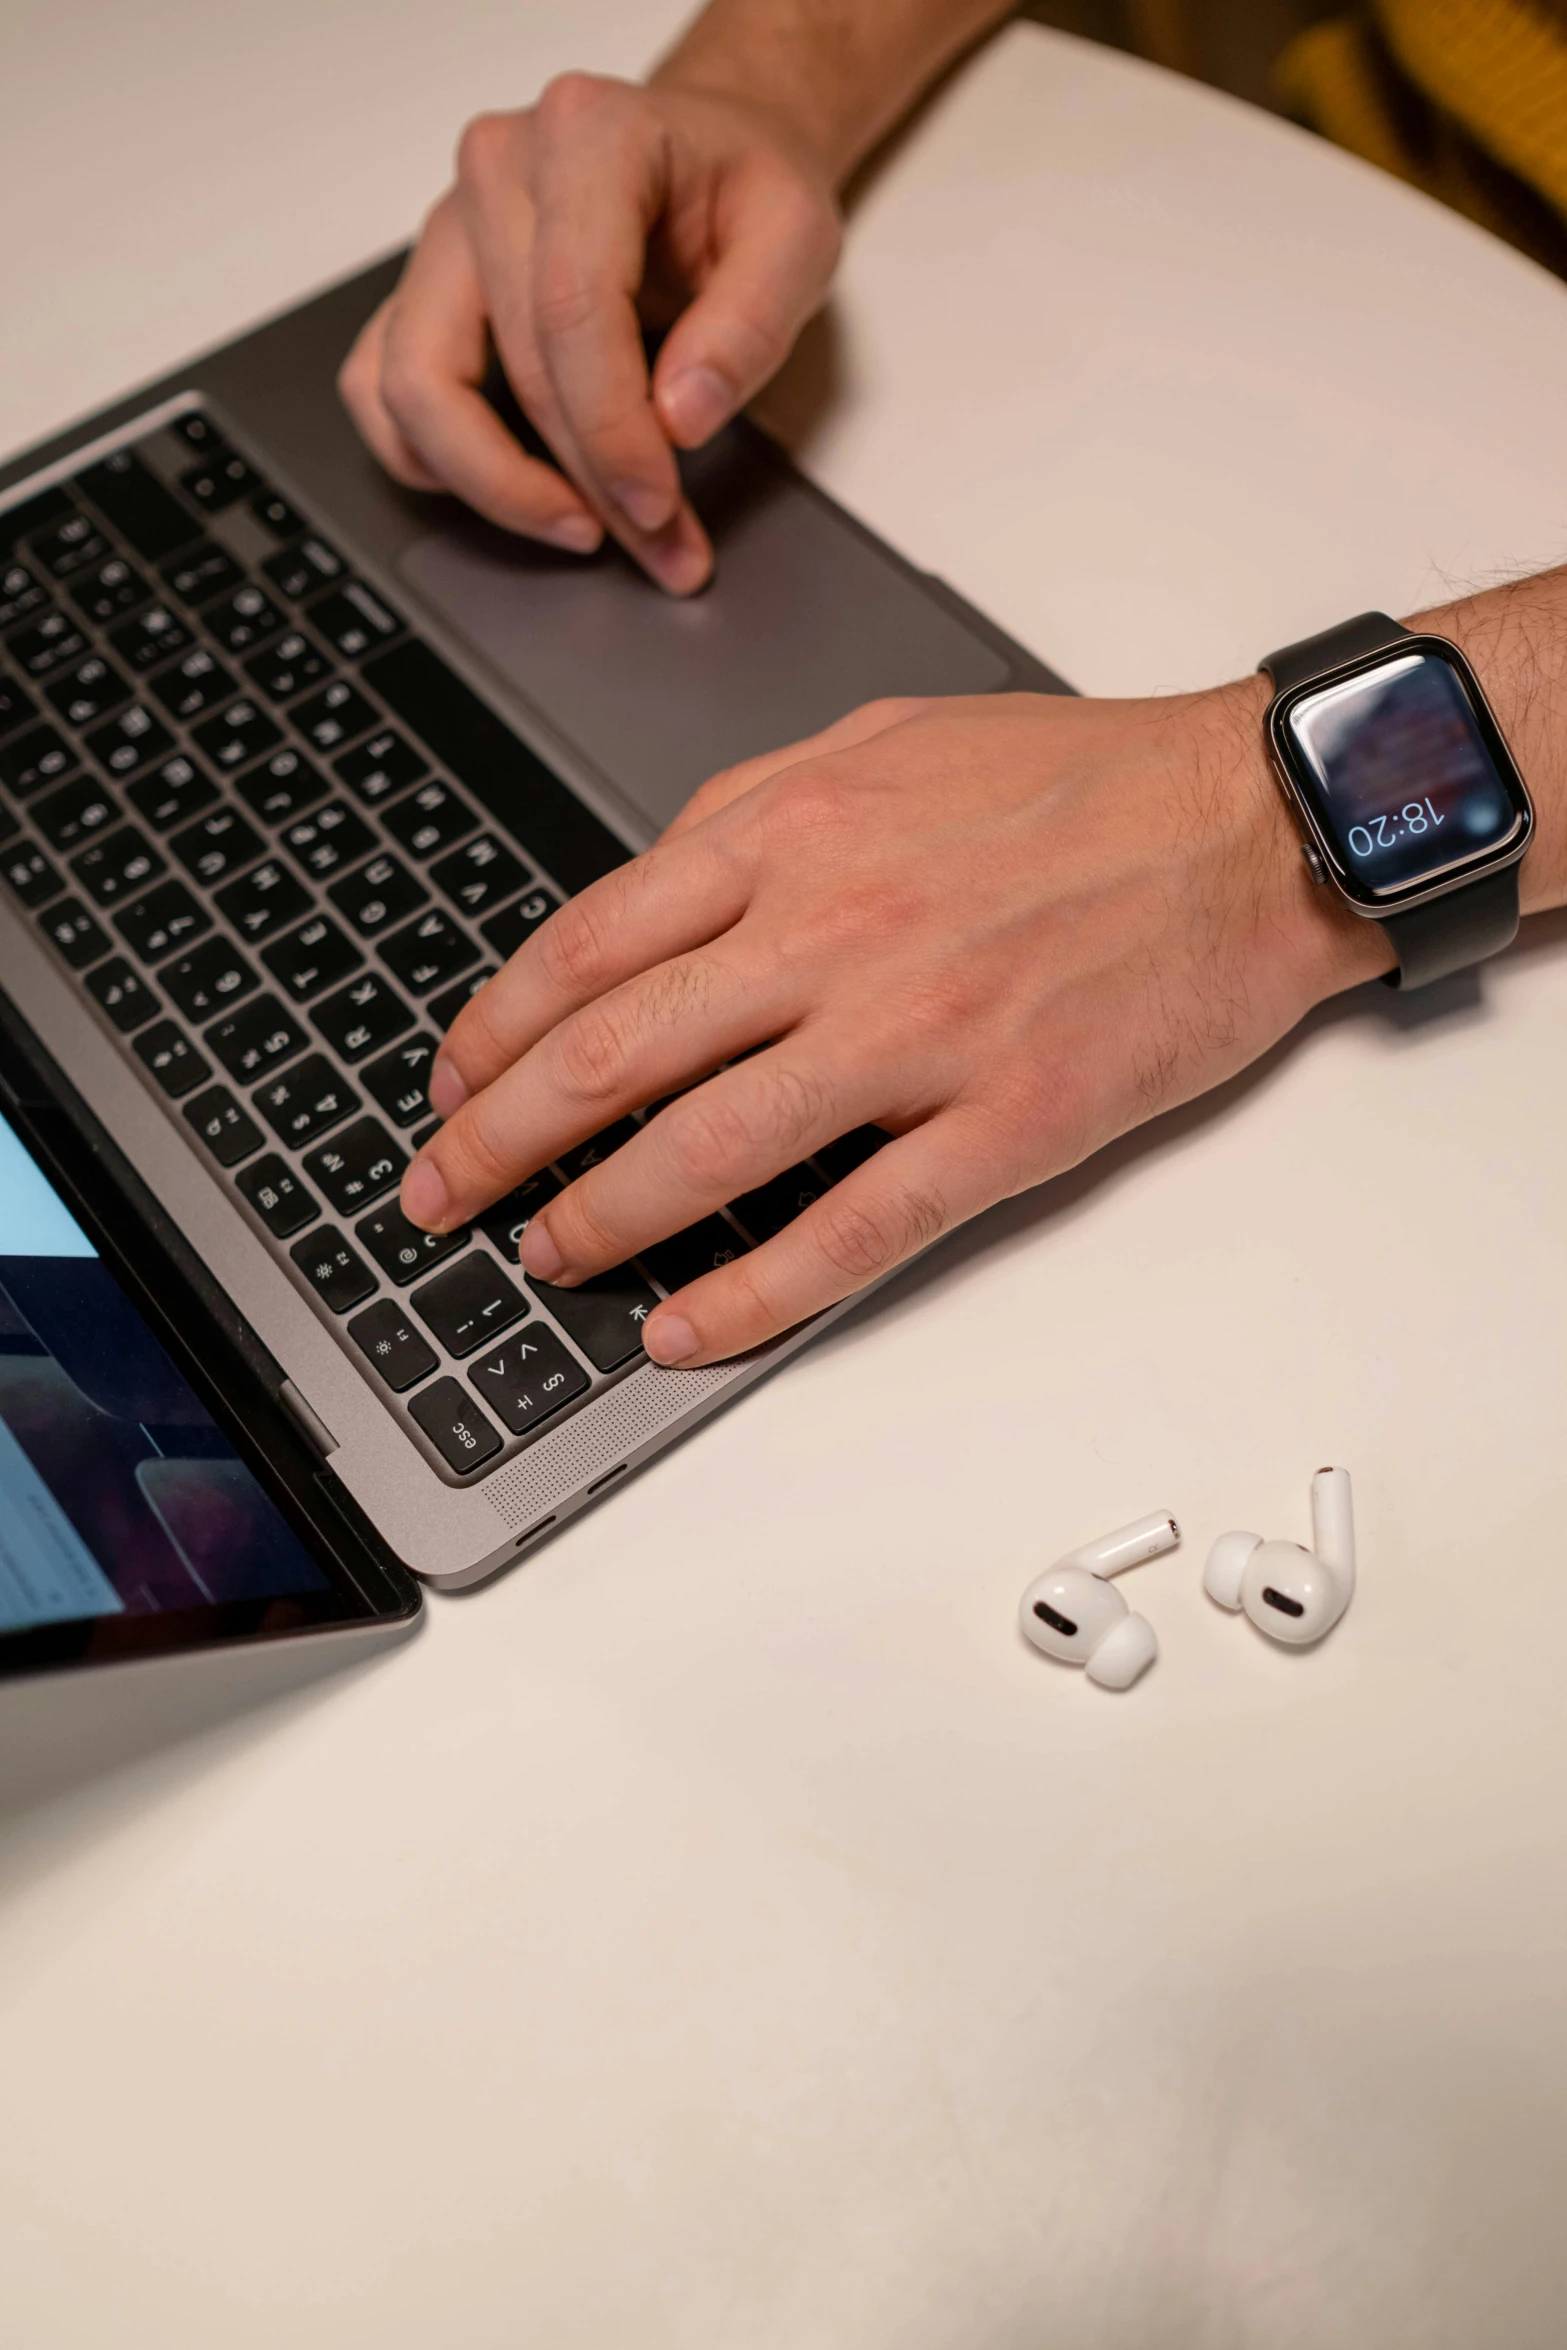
[338,73,842,595]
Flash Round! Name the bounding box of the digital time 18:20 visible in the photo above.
[1347,798,1445,858]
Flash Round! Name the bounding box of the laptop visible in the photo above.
[0,253,1069,1612]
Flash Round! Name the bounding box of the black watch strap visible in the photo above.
[1261,611,1521,990]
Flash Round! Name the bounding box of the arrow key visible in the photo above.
[469,1325,589,1434]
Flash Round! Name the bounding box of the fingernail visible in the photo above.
[649,523,712,598]
[427,1055,469,1118]
[611,478,674,534]
[644,1312,698,1366]
[659,365,732,445]
[544,512,603,554]
[519,1221,565,1281]
[401,1156,449,1232]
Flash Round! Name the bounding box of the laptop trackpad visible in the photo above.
[398,444,1011,835]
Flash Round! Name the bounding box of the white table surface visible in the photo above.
[4,9,1567,2346]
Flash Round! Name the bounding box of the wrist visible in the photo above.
[651,37,868,187]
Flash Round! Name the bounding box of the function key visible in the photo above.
[70,823,164,905]
[0,560,47,630]
[377,906,478,995]
[37,896,111,969]
[305,581,401,659]
[293,678,379,755]
[205,582,286,655]
[169,805,265,888]
[412,1252,527,1357]
[333,726,426,806]
[729,1163,827,1243]
[179,451,259,514]
[115,879,209,964]
[126,751,218,832]
[147,645,236,722]
[43,654,131,731]
[159,539,245,609]
[640,1215,749,1294]
[469,1325,589,1435]
[479,885,560,962]
[382,776,477,859]
[557,1119,638,1182]
[355,1200,468,1286]
[288,1224,376,1315]
[348,1298,438,1393]
[162,935,256,1021]
[32,774,118,853]
[428,968,496,1034]
[235,745,328,825]
[280,798,375,881]
[84,702,176,781]
[213,855,312,943]
[250,487,304,541]
[132,1018,210,1100]
[6,608,90,679]
[812,1126,890,1182]
[253,1052,359,1148]
[327,851,426,938]
[259,911,361,1000]
[526,1265,656,1373]
[205,994,309,1083]
[302,1116,406,1215]
[0,670,38,738]
[108,600,193,674]
[361,1033,438,1128]
[191,695,282,773]
[0,722,76,799]
[26,509,109,580]
[2,840,64,908]
[171,412,224,453]
[84,954,159,1032]
[262,535,344,602]
[182,1083,264,1167]
[245,628,333,703]
[407,1377,503,1475]
[76,450,199,564]
[66,555,151,626]
[432,832,529,920]
[236,1152,318,1239]
[311,969,412,1062]
[475,1169,561,1259]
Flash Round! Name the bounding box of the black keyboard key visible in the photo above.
[428,968,496,1034]
[408,1377,503,1474]
[813,1126,891,1183]
[302,1117,405,1215]
[160,540,244,608]
[66,555,152,626]
[376,905,479,995]
[293,679,378,755]
[259,911,360,999]
[169,805,264,888]
[147,645,236,722]
[412,1252,527,1357]
[311,969,413,1062]
[0,669,37,738]
[85,702,176,781]
[0,801,14,845]
[162,935,256,1020]
[1,840,64,908]
[0,722,74,799]
[526,1267,656,1374]
[43,653,131,730]
[1,486,70,555]
[333,726,426,807]
[729,1163,828,1243]
[77,450,199,562]
[114,879,209,963]
[191,696,282,773]
[641,1215,749,1294]
[206,995,309,1083]
[215,857,312,943]
[255,1053,358,1148]
[235,745,328,825]
[557,1120,639,1182]
[245,628,333,703]
[410,1118,440,1151]
[126,751,218,832]
[475,1169,561,1259]
[182,1084,264,1167]
[237,1154,319,1240]
[289,1225,376,1315]
[0,561,48,631]
[6,608,90,679]
[204,582,285,656]
[328,851,426,938]
[171,413,224,454]
[361,1034,438,1128]
[70,824,164,906]
[132,1019,210,1099]
[262,535,343,602]
[281,798,374,881]
[38,897,110,969]
[306,581,402,659]
[109,601,193,674]
[348,1299,439,1393]
[432,832,530,920]
[469,1325,589,1435]
[480,884,560,961]
[32,774,117,853]
[250,487,304,541]
[27,509,109,579]
[180,451,258,514]
[382,776,477,859]
[355,1202,468,1286]
[84,956,159,1032]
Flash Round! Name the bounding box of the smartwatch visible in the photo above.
[1260,612,1533,988]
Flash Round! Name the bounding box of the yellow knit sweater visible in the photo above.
[1278,0,1567,274]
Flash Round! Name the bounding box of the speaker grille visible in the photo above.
[485,1359,745,1527]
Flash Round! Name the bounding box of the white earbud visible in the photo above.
[1019,1511,1179,1689]
[1203,1466,1356,1646]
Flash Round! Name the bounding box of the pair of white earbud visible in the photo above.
[1019,1468,1356,1688]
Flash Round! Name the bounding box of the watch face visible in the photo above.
[1274,644,1530,905]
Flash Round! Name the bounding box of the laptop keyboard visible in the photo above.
[0,403,885,1483]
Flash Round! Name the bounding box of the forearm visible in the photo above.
[651,0,1013,182]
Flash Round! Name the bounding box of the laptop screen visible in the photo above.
[0,1106,333,1637]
